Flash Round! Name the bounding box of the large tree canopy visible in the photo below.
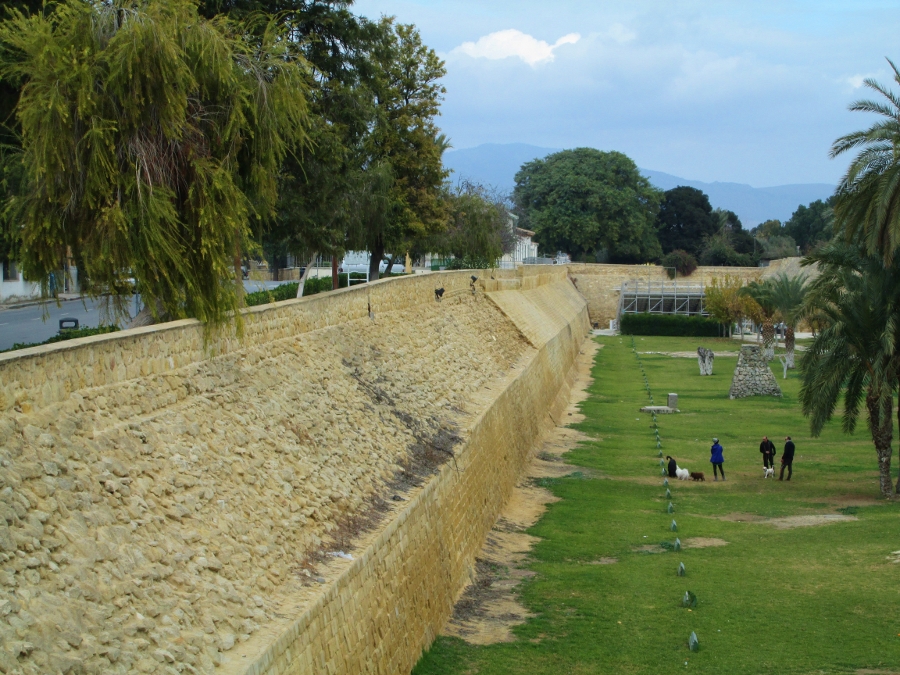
[783,196,836,252]
[513,148,662,262]
[0,0,309,326]
[656,186,718,256]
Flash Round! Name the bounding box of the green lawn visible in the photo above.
[413,335,900,675]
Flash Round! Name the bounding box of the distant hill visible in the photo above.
[443,143,835,227]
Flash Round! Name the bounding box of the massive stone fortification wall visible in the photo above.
[0,267,588,675]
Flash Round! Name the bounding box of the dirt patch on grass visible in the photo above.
[770,514,858,528]
[589,557,619,565]
[717,512,858,528]
[441,341,599,645]
[682,537,729,548]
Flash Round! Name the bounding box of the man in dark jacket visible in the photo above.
[779,436,796,481]
[666,455,677,478]
[759,436,776,469]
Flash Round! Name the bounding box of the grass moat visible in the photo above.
[413,335,900,674]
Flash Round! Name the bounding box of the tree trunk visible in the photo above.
[331,255,339,290]
[296,253,316,298]
[866,390,894,498]
[384,254,399,277]
[785,325,796,369]
[368,237,385,282]
[762,319,775,360]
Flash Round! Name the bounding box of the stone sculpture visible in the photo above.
[728,345,783,399]
[697,347,714,375]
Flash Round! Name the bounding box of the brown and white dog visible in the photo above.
[690,472,705,481]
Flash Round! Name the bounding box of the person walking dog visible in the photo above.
[759,436,776,469]
[710,438,726,481]
[779,436,796,481]
[666,455,677,478]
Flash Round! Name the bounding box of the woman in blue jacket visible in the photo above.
[710,438,726,481]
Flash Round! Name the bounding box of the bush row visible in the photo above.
[1,324,120,354]
[619,312,720,337]
[244,273,402,307]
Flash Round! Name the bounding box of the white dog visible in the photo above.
[675,467,690,481]
[764,466,775,478]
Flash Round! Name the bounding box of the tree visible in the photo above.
[699,233,756,267]
[432,180,512,268]
[753,219,784,239]
[513,148,662,263]
[0,0,43,268]
[767,273,808,368]
[741,279,779,358]
[799,242,900,496]
[0,0,309,327]
[783,197,836,252]
[704,275,759,338]
[830,58,900,264]
[656,186,718,257]
[359,18,448,281]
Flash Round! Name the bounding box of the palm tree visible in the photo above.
[830,58,900,264]
[799,243,900,497]
[741,279,778,360]
[767,274,808,368]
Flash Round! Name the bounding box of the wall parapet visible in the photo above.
[0,267,568,415]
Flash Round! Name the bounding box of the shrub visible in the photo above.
[660,250,698,279]
[1,325,119,353]
[619,313,720,337]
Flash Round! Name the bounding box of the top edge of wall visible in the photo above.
[0,266,568,368]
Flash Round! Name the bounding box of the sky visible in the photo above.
[351,0,900,187]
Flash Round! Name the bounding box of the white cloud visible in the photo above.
[843,74,871,89]
[451,29,580,66]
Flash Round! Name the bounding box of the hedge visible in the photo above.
[244,273,404,307]
[1,324,120,354]
[619,312,720,337]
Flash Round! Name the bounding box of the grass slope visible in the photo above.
[413,335,900,674]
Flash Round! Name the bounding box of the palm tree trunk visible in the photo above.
[785,325,796,368]
[866,391,894,498]
[762,319,775,360]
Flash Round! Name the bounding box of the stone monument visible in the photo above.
[728,344,782,399]
[697,347,714,375]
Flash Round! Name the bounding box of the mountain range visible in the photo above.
[443,143,835,228]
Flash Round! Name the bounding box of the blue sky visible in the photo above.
[351,0,900,187]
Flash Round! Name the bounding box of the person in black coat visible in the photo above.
[666,455,677,478]
[779,436,796,481]
[759,436,776,469]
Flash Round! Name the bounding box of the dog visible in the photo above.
[764,466,775,478]
[675,467,690,481]
[690,471,705,481]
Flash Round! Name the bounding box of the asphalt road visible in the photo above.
[0,281,290,352]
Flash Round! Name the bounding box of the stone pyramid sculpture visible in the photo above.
[729,345,782,399]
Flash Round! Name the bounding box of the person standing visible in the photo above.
[759,436,776,469]
[779,436,796,481]
[710,438,726,481]
[666,455,677,478]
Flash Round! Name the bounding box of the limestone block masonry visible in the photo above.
[729,345,783,399]
[0,266,588,675]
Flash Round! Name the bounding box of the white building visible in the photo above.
[0,261,40,304]
[499,214,539,268]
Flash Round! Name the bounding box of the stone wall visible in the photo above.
[0,267,588,675]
